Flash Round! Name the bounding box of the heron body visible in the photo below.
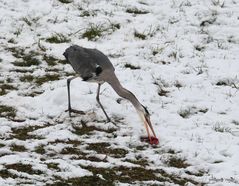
[63,45,158,145]
[64,45,114,83]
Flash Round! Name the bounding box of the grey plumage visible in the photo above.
[64,45,114,82]
[63,45,157,143]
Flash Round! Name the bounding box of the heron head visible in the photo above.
[138,105,158,145]
[140,105,151,124]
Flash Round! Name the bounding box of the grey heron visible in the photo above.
[63,45,158,145]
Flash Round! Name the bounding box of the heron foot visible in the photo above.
[140,136,159,145]
[106,118,111,123]
[107,119,119,126]
[65,108,85,117]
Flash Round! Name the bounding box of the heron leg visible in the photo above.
[96,84,111,122]
[66,77,85,117]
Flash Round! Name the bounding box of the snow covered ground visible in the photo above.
[0,0,239,185]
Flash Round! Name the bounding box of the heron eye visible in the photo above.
[95,66,102,75]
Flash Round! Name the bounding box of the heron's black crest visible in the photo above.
[142,105,150,115]
[95,66,102,76]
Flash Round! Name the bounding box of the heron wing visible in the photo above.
[63,45,114,81]
[64,45,100,80]
[88,49,115,71]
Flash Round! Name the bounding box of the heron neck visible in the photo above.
[107,72,142,111]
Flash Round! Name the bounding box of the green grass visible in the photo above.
[24,90,45,97]
[35,74,60,85]
[58,0,72,3]
[44,55,68,66]
[44,56,69,67]
[152,46,165,56]
[80,10,97,17]
[174,81,183,88]
[200,17,216,27]
[0,169,17,179]
[83,166,161,184]
[198,108,208,113]
[50,139,82,146]
[178,108,192,118]
[82,22,120,41]
[134,30,146,40]
[77,165,203,185]
[165,156,190,168]
[125,158,149,166]
[195,45,205,52]
[213,160,223,164]
[8,38,17,44]
[80,10,91,17]
[232,120,239,125]
[52,175,113,186]
[110,23,120,30]
[87,143,128,158]
[216,80,230,86]
[22,17,32,26]
[126,8,149,14]
[46,34,70,43]
[7,47,25,58]
[72,121,116,136]
[0,84,17,95]
[11,125,47,140]
[0,105,16,118]
[34,145,46,154]
[178,106,208,118]
[20,75,34,82]
[213,124,232,133]
[10,68,34,73]
[22,16,40,27]
[124,63,140,70]
[20,74,60,85]
[59,145,105,162]
[13,27,22,36]
[185,170,205,177]
[12,59,40,67]
[43,55,58,66]
[61,147,85,155]
[158,88,170,97]
[12,54,41,67]
[10,144,27,152]
[8,48,41,67]
[82,24,105,40]
[168,51,177,59]
[5,163,43,175]
[47,163,60,171]
[215,78,238,89]
[58,59,68,64]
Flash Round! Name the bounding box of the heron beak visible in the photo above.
[141,114,159,145]
[138,111,159,145]
[144,115,156,138]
